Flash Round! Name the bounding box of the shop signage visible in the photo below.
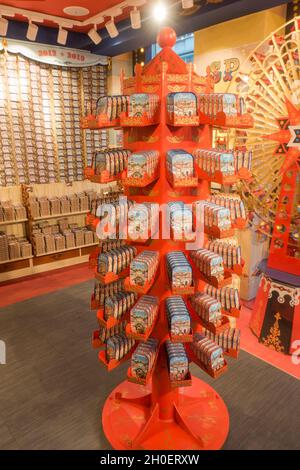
[0,38,108,67]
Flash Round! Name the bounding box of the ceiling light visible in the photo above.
[26,21,38,41]
[130,7,141,29]
[63,6,90,17]
[105,17,119,38]
[0,16,8,36]
[88,26,102,45]
[153,3,167,22]
[182,0,194,8]
[57,26,68,45]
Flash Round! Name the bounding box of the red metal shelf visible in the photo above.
[84,167,124,184]
[169,328,194,343]
[126,306,159,341]
[204,225,235,239]
[95,266,129,285]
[166,115,200,127]
[221,306,241,318]
[81,114,121,130]
[98,345,136,371]
[92,330,104,349]
[198,111,254,129]
[120,112,160,127]
[127,347,160,386]
[187,346,228,379]
[96,308,128,329]
[170,370,192,388]
[122,169,159,187]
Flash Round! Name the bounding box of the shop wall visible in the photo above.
[194,5,287,92]
[108,52,133,95]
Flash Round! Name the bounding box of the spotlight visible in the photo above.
[0,16,8,36]
[130,7,141,30]
[88,26,102,45]
[182,0,194,8]
[26,20,38,41]
[153,3,167,22]
[57,26,68,45]
[105,17,119,38]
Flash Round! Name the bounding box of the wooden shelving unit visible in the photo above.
[0,180,116,282]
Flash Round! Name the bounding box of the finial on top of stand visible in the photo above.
[157,27,177,48]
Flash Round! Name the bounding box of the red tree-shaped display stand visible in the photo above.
[87,28,250,450]
[101,28,228,451]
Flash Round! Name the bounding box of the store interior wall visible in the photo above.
[194,5,287,92]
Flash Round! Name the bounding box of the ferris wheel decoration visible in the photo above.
[228,17,300,356]
[228,16,300,256]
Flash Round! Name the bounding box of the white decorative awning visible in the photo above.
[0,38,108,67]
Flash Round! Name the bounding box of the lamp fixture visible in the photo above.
[57,26,68,45]
[88,25,102,45]
[152,3,167,22]
[130,7,141,29]
[105,17,119,38]
[26,20,38,41]
[0,16,8,36]
[182,0,194,8]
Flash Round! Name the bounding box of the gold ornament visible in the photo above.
[262,312,284,352]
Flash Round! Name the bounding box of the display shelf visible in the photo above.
[236,167,252,181]
[98,346,136,372]
[88,27,249,451]
[197,315,230,335]
[120,112,160,127]
[84,168,123,184]
[221,306,241,318]
[125,307,159,342]
[0,218,28,226]
[81,114,121,130]
[91,294,100,310]
[34,242,98,258]
[96,308,129,329]
[0,255,33,265]
[170,371,192,389]
[166,115,199,127]
[127,347,160,386]
[88,247,100,269]
[122,170,159,188]
[92,330,104,349]
[225,260,245,276]
[188,346,228,379]
[231,217,247,230]
[166,174,198,189]
[198,111,254,129]
[31,210,89,222]
[86,213,100,231]
[188,300,230,334]
[224,348,239,359]
[204,226,235,239]
[170,284,195,295]
[124,270,159,295]
[95,266,129,285]
[195,166,239,186]
[169,329,194,343]
[189,256,233,288]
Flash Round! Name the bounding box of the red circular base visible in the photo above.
[102,376,229,450]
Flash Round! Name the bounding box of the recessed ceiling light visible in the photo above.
[63,6,90,17]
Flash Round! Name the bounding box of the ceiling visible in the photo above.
[0,0,151,31]
[0,0,292,55]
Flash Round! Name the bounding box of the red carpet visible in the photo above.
[1,265,299,379]
[0,263,94,308]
